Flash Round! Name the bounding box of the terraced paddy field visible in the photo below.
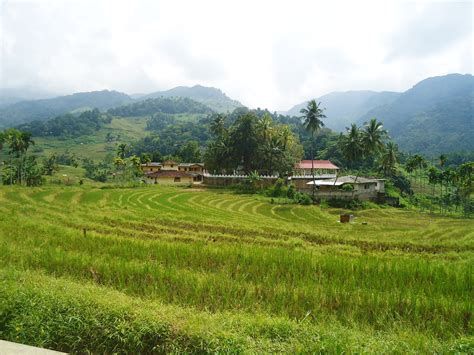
[0,185,472,353]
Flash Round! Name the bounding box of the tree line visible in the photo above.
[16,109,111,138]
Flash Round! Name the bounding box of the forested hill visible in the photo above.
[0,90,132,127]
[107,97,214,117]
[285,91,401,131]
[358,73,474,156]
[136,85,243,113]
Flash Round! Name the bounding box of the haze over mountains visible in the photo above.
[0,73,472,155]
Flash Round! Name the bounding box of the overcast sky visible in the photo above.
[0,0,472,110]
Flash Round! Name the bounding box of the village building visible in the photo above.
[141,161,205,184]
[304,175,385,201]
[294,160,340,177]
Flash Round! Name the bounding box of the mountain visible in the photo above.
[0,90,132,127]
[358,74,474,156]
[139,85,243,113]
[0,87,58,107]
[108,96,214,117]
[285,91,401,131]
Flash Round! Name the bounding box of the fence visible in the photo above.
[202,173,279,187]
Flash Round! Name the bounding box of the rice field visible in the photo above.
[0,185,472,353]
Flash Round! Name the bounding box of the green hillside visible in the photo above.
[0,90,132,127]
[32,116,148,160]
[285,91,401,131]
[138,85,244,113]
[359,73,474,156]
[0,185,472,352]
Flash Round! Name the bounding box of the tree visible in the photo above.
[210,114,226,137]
[378,141,398,177]
[300,100,326,201]
[438,154,447,169]
[0,131,5,183]
[178,140,201,163]
[428,166,441,197]
[339,124,364,169]
[361,118,387,157]
[117,143,128,159]
[6,129,35,185]
[44,154,59,175]
[229,113,259,173]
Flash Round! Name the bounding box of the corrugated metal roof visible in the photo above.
[306,175,382,185]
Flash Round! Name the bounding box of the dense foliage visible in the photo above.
[204,111,303,175]
[16,109,111,138]
[358,74,474,155]
[0,128,43,185]
[108,97,213,117]
[137,84,243,113]
[0,90,131,126]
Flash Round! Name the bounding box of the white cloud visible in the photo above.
[0,0,472,110]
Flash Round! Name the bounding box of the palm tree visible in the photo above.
[300,100,326,201]
[428,166,441,197]
[8,130,34,185]
[378,141,398,177]
[210,114,226,137]
[340,124,364,169]
[117,143,128,159]
[0,131,4,182]
[361,118,387,157]
[438,154,447,169]
[339,124,364,196]
[256,113,273,141]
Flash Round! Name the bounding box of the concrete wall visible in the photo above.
[298,188,380,201]
[203,175,278,187]
[144,176,193,185]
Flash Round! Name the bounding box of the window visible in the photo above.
[174,177,181,182]
[364,184,370,189]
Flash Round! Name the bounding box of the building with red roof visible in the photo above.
[294,160,339,176]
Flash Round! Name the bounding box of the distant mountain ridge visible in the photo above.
[0,85,243,128]
[358,73,474,155]
[285,91,401,131]
[0,90,132,127]
[137,85,243,113]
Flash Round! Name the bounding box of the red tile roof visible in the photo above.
[296,160,339,170]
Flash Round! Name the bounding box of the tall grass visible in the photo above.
[0,185,473,352]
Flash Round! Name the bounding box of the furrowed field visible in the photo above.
[0,185,472,353]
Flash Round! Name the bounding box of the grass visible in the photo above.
[32,116,148,160]
[0,184,472,353]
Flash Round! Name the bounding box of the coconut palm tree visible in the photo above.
[361,118,387,156]
[117,143,128,159]
[210,114,226,137]
[339,124,364,196]
[300,100,326,201]
[438,154,447,169]
[256,113,273,141]
[340,124,364,170]
[8,130,34,185]
[0,131,4,178]
[428,166,441,197]
[378,141,398,177]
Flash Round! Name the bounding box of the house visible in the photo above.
[304,175,385,201]
[294,160,339,177]
[145,170,194,185]
[141,160,205,184]
[141,162,162,173]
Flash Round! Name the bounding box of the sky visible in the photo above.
[0,0,472,111]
